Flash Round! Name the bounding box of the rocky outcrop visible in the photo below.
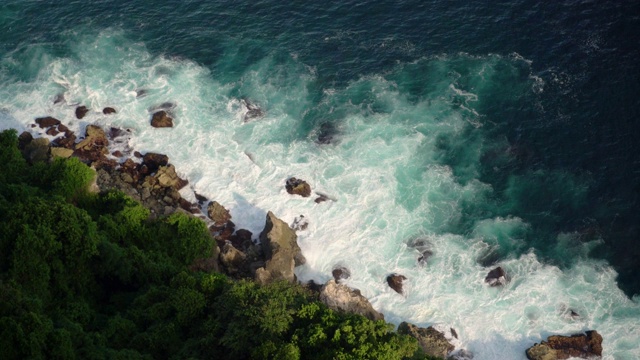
[35,116,61,128]
[485,266,508,287]
[397,322,454,359]
[285,177,311,197]
[150,110,173,128]
[254,211,305,284]
[103,107,117,115]
[319,280,384,321]
[387,273,407,294]
[207,201,232,226]
[241,98,264,122]
[526,330,603,360]
[154,165,188,190]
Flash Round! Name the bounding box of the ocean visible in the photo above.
[1,0,639,358]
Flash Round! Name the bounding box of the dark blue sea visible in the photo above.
[1,1,639,358]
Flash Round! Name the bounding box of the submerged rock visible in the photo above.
[241,98,264,122]
[319,280,384,321]
[526,330,603,360]
[285,177,311,197]
[397,322,454,359]
[291,215,309,231]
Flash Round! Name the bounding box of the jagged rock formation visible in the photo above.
[526,330,603,360]
[254,211,306,284]
[397,322,454,359]
[319,279,384,321]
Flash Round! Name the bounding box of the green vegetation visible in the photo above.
[0,129,438,360]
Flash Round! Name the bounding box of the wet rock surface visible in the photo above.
[526,330,603,360]
[397,322,454,359]
[285,177,311,197]
[319,280,384,321]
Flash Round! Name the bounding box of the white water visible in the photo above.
[1,31,638,359]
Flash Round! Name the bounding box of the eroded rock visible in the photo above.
[526,330,603,360]
[485,266,508,287]
[285,177,311,197]
[387,273,407,294]
[255,211,305,284]
[150,110,173,128]
[207,201,232,226]
[397,322,454,359]
[319,280,384,321]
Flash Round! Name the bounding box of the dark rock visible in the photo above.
[53,93,65,104]
[255,211,305,284]
[103,107,117,115]
[35,116,61,128]
[136,89,147,98]
[108,127,127,140]
[526,330,603,360]
[398,322,454,359]
[450,328,458,339]
[291,215,309,231]
[150,110,173,128]
[485,266,508,287]
[194,192,208,204]
[46,127,60,136]
[418,250,434,266]
[112,150,123,157]
[230,229,253,249]
[57,124,70,133]
[306,280,324,293]
[285,177,311,197]
[319,280,384,321]
[134,151,143,158]
[75,106,89,119]
[73,125,109,164]
[315,194,329,203]
[207,201,231,226]
[142,152,169,173]
[387,273,407,294]
[332,266,351,283]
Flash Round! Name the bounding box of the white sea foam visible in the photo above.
[1,30,638,359]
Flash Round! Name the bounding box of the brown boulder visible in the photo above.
[207,201,231,226]
[285,177,311,197]
[75,106,89,119]
[150,110,173,128]
[35,116,61,128]
[397,322,454,359]
[526,330,603,360]
[319,280,384,321]
[75,125,109,153]
[387,273,407,294]
[51,147,74,159]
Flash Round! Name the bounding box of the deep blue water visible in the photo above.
[2,1,640,356]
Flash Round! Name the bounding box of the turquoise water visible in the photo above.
[1,1,639,358]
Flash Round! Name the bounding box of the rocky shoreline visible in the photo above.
[15,103,604,360]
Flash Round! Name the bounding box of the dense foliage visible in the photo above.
[0,129,435,359]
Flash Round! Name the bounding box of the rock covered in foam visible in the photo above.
[525,330,603,360]
[291,214,309,231]
[255,211,305,284]
[397,322,454,359]
[484,266,508,287]
[285,177,311,197]
[319,279,384,321]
